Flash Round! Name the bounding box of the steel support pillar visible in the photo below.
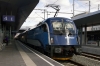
[84,25,87,45]
[79,26,83,45]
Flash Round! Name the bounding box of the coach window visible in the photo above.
[41,24,47,32]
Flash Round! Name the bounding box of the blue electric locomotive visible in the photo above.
[19,17,81,60]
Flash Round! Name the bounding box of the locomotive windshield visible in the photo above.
[52,22,76,35]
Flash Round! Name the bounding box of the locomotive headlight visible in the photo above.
[50,37,54,44]
[55,48,62,53]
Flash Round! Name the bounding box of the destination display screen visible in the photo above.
[2,15,15,22]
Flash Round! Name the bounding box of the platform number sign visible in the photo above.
[3,15,15,22]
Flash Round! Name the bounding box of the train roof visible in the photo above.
[26,17,74,32]
[45,17,71,20]
[43,17,73,22]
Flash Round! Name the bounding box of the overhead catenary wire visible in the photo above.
[45,0,59,11]
[53,0,59,4]
[42,11,73,14]
[74,10,87,12]
[35,12,44,20]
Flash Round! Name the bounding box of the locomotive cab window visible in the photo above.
[65,22,75,35]
[41,24,47,32]
[52,22,75,35]
[52,22,64,35]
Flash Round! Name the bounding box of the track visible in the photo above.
[81,52,100,61]
[60,52,100,66]
[58,60,84,66]
[59,52,100,66]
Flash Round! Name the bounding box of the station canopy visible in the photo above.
[71,10,100,28]
[0,0,39,31]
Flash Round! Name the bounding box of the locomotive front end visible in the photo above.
[47,18,81,60]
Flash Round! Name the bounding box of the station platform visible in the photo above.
[0,40,64,66]
[82,45,100,55]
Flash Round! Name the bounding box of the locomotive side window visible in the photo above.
[41,24,47,32]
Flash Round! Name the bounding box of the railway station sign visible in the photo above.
[2,15,15,22]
